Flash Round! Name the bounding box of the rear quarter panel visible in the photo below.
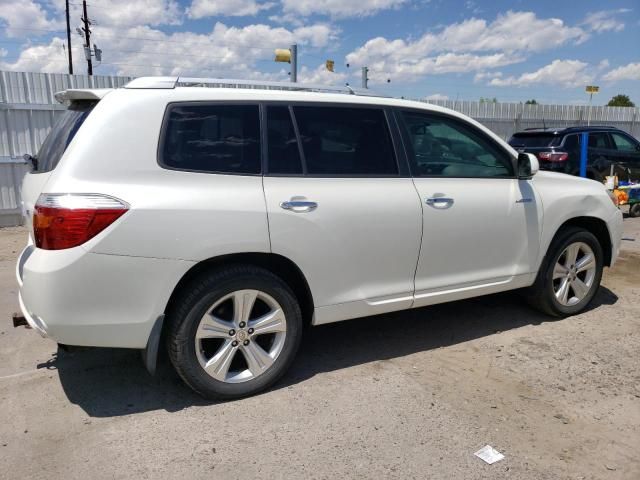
[43,89,270,261]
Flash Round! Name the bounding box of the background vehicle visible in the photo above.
[15,78,623,399]
[508,126,640,182]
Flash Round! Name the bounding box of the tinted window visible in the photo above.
[161,104,260,174]
[562,134,580,151]
[611,132,638,152]
[267,106,302,174]
[293,106,397,175]
[509,134,560,148]
[34,101,97,173]
[588,132,609,149]
[400,111,513,177]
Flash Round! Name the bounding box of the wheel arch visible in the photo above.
[551,216,612,267]
[164,252,315,326]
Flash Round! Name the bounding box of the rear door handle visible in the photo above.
[280,200,318,213]
[425,197,454,207]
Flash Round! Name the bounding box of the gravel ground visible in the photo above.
[0,218,638,479]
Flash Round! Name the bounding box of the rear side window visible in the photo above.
[34,100,97,173]
[160,104,261,174]
[508,134,560,148]
[292,106,398,175]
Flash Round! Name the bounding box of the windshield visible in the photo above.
[508,134,561,148]
[33,100,97,173]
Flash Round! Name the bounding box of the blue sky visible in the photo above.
[0,0,638,104]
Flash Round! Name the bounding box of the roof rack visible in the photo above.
[124,76,386,97]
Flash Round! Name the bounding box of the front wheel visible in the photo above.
[166,265,303,400]
[527,227,603,317]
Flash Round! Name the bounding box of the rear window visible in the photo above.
[508,134,560,148]
[160,104,261,174]
[33,100,97,173]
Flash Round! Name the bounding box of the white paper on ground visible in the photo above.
[474,445,505,464]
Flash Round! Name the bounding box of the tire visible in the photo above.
[629,203,640,218]
[166,265,303,400]
[526,227,603,317]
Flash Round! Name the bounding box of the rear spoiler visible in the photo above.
[54,89,113,104]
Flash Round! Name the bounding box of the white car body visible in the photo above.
[16,78,623,354]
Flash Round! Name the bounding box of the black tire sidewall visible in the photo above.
[168,266,302,400]
[543,229,603,316]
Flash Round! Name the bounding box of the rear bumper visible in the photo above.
[16,244,194,348]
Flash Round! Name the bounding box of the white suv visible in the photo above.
[16,77,623,399]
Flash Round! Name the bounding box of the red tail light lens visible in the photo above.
[537,151,569,162]
[34,194,129,250]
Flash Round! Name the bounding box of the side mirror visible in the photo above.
[517,153,539,179]
[23,153,37,171]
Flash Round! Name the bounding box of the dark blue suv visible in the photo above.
[508,126,640,182]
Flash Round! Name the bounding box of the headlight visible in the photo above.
[607,190,619,207]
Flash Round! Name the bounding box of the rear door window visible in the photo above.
[292,106,398,176]
[266,106,303,174]
[33,100,97,173]
[588,132,610,149]
[160,104,261,174]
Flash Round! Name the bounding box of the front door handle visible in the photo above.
[425,197,454,207]
[280,200,318,213]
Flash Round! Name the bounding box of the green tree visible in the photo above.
[525,99,538,105]
[607,94,635,107]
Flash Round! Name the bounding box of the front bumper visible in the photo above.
[16,244,194,348]
[607,208,624,267]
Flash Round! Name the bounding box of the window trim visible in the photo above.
[394,107,517,179]
[263,101,408,178]
[157,101,264,176]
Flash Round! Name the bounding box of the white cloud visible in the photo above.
[298,64,348,85]
[488,60,593,88]
[0,21,337,78]
[581,9,630,33]
[423,93,449,101]
[281,0,406,19]
[54,0,182,29]
[344,11,588,83]
[188,0,274,18]
[0,0,61,37]
[602,62,640,82]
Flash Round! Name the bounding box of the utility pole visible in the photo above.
[65,0,73,74]
[81,0,92,75]
[361,67,369,89]
[289,44,297,83]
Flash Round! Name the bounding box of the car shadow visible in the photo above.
[48,287,618,417]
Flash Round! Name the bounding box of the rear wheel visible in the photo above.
[629,203,640,218]
[167,265,302,400]
[527,227,603,317]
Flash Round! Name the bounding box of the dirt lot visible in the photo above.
[0,218,639,480]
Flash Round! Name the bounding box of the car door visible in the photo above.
[396,109,542,307]
[586,131,615,179]
[262,104,422,325]
[608,131,640,182]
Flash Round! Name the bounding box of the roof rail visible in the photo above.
[124,76,386,97]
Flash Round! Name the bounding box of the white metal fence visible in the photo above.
[1,70,639,226]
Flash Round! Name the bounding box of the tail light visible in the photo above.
[34,194,129,250]
[537,151,568,162]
